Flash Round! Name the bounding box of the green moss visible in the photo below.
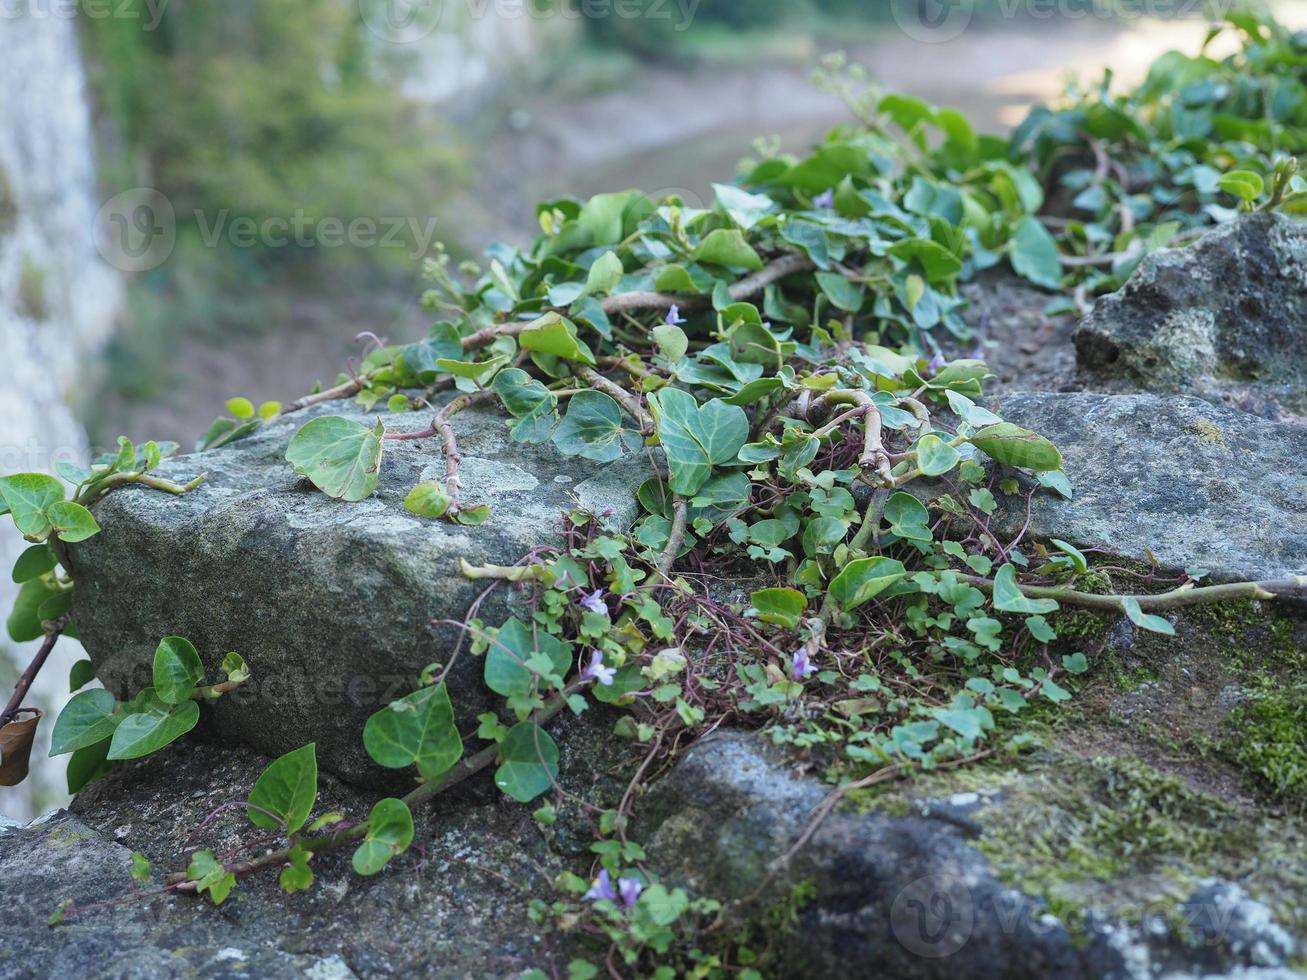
[1227,681,1307,811]
[1185,599,1305,675]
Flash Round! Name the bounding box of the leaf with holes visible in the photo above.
[285,416,384,501]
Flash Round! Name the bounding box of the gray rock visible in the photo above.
[1074,214,1307,417]
[638,732,1303,980]
[989,391,1307,582]
[70,401,651,785]
[0,735,616,979]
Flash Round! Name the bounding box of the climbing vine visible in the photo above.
[5,10,1307,976]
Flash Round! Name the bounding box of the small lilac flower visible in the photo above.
[579,589,607,615]
[926,350,948,375]
[584,869,618,903]
[813,188,835,209]
[581,650,617,687]
[618,877,644,909]
[791,647,817,682]
[665,304,687,326]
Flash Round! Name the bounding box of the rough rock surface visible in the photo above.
[639,732,1305,980]
[1074,214,1307,417]
[71,401,651,785]
[989,391,1307,582]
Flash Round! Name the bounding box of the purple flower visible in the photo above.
[581,650,616,687]
[618,877,644,909]
[579,589,607,615]
[584,869,618,903]
[813,188,835,209]
[791,648,817,682]
[665,305,687,326]
[926,350,948,375]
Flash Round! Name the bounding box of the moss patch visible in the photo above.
[1226,680,1307,811]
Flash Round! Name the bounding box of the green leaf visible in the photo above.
[520,314,596,366]
[7,578,60,642]
[280,844,314,893]
[969,423,1063,471]
[652,324,689,363]
[748,588,807,628]
[363,682,463,780]
[692,229,763,270]
[188,850,236,905]
[485,617,573,698]
[12,544,56,583]
[65,738,111,793]
[69,659,96,692]
[552,391,632,463]
[49,689,119,756]
[153,636,205,706]
[107,694,200,760]
[1062,652,1090,674]
[1122,597,1176,635]
[221,652,251,684]
[404,481,452,520]
[285,416,384,502]
[884,492,932,543]
[991,564,1060,615]
[352,798,415,876]
[1009,216,1063,290]
[1218,169,1264,202]
[649,389,748,497]
[494,722,560,803]
[225,397,255,419]
[492,368,557,444]
[1051,539,1088,573]
[248,743,318,833]
[915,435,961,477]
[130,851,151,882]
[584,251,624,296]
[828,557,908,612]
[814,271,863,312]
[888,238,963,284]
[0,474,64,537]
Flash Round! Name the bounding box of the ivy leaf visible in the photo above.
[1009,215,1063,290]
[1062,652,1090,674]
[914,435,961,477]
[12,544,56,583]
[404,481,453,520]
[991,564,1060,615]
[889,238,963,284]
[7,579,60,642]
[494,722,560,803]
[45,501,99,543]
[188,850,236,905]
[49,689,119,756]
[692,229,763,271]
[519,314,596,366]
[649,389,748,497]
[363,682,463,781]
[829,557,908,612]
[884,492,932,543]
[280,844,314,893]
[652,324,689,363]
[69,659,97,692]
[248,743,318,834]
[584,250,624,296]
[66,738,112,794]
[969,423,1063,471]
[352,798,415,876]
[285,416,385,501]
[1122,597,1176,635]
[552,391,633,463]
[1217,169,1264,202]
[484,617,573,698]
[0,474,64,538]
[748,588,807,628]
[491,368,557,444]
[815,271,864,312]
[153,636,205,706]
[107,693,200,760]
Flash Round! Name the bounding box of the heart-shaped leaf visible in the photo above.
[363,682,463,780]
[829,557,908,611]
[49,689,119,756]
[552,391,635,463]
[286,416,385,501]
[494,722,560,803]
[153,636,205,706]
[107,694,200,761]
[0,474,64,538]
[1122,597,1176,635]
[353,798,415,876]
[991,563,1060,615]
[248,743,318,833]
[484,618,573,698]
[915,435,961,477]
[748,588,807,629]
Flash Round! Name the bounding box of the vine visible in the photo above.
[5,11,1307,975]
